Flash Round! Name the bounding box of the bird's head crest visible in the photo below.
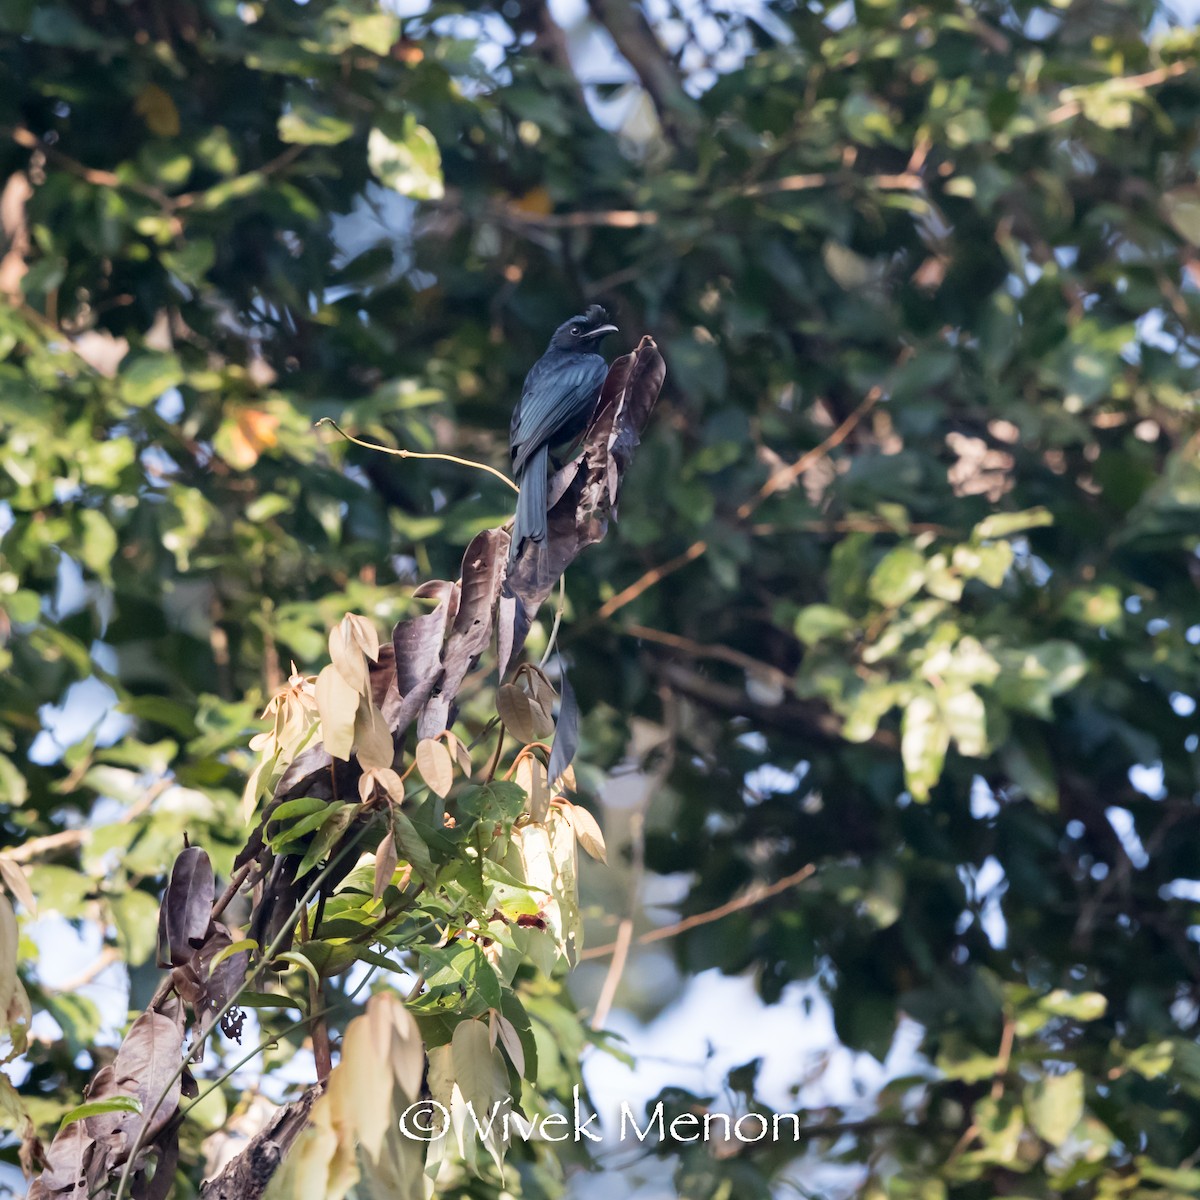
[550,304,618,349]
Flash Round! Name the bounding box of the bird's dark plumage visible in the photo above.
[509,305,617,562]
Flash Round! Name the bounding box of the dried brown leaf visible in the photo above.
[417,529,506,738]
[161,847,214,968]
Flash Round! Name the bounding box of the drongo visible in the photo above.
[509,304,618,562]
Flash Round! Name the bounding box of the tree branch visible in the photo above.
[585,0,701,147]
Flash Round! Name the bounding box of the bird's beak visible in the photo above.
[581,324,618,340]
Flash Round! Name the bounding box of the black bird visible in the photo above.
[509,305,618,562]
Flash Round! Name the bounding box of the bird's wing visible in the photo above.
[510,356,608,475]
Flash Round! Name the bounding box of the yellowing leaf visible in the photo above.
[415,738,453,797]
[215,408,281,470]
[134,84,181,137]
[511,186,552,216]
[445,731,472,776]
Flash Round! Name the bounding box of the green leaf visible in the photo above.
[973,507,1054,540]
[208,938,257,976]
[59,1094,141,1131]
[269,796,331,825]
[1026,1070,1084,1147]
[278,99,354,146]
[869,545,926,607]
[1062,585,1123,628]
[276,949,321,985]
[237,992,303,1011]
[901,689,949,801]
[937,685,987,757]
[118,353,183,408]
[1162,187,1200,244]
[269,804,340,851]
[110,889,160,967]
[295,803,355,876]
[368,120,444,200]
[994,642,1088,718]
[794,604,856,645]
[418,942,501,1012]
[390,807,435,886]
[1040,989,1107,1021]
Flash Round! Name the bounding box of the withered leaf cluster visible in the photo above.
[28,337,663,1200]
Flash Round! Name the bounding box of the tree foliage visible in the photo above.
[3,0,1200,1197]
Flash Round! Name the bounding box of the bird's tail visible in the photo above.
[510,442,549,564]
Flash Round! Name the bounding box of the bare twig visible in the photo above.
[539,575,568,669]
[48,947,121,995]
[742,171,921,197]
[501,207,659,229]
[737,387,882,518]
[991,1015,1015,1101]
[590,692,675,1028]
[1046,60,1192,124]
[593,391,881,623]
[623,623,792,691]
[595,539,708,622]
[10,778,169,864]
[581,864,816,961]
[589,813,641,1029]
[315,417,519,493]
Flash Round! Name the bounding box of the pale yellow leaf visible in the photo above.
[359,766,405,805]
[374,991,425,1100]
[493,1012,525,1077]
[0,895,16,1034]
[315,664,358,761]
[355,699,395,771]
[515,824,561,949]
[0,859,35,915]
[415,738,453,798]
[515,754,549,823]
[328,1008,393,1161]
[340,613,380,663]
[445,732,472,776]
[372,832,398,901]
[328,621,369,696]
[548,809,582,961]
[561,802,607,864]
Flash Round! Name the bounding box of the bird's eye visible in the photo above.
[570,326,580,335]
